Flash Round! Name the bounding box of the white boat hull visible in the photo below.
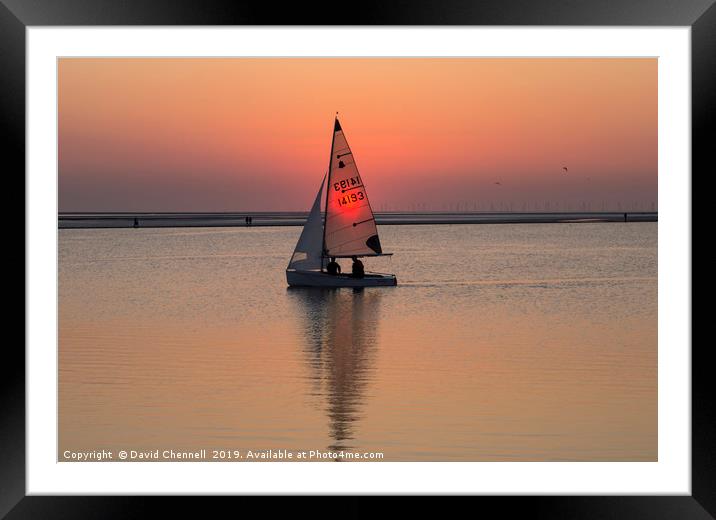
[286,270,397,288]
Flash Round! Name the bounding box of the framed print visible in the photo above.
[6,0,710,516]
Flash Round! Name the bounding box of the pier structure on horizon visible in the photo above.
[58,211,658,229]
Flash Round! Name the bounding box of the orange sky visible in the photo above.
[58,58,657,212]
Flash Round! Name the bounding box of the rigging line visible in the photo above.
[326,221,373,237]
[340,185,363,193]
[326,218,374,237]
[352,218,374,227]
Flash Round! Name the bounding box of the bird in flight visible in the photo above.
[494,182,501,186]
[563,167,569,173]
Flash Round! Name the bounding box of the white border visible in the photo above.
[27,27,690,494]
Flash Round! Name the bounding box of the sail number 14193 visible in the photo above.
[333,176,362,192]
[334,176,365,207]
[336,191,365,207]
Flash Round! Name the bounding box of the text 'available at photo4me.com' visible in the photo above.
[62,448,386,461]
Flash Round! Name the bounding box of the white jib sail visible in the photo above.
[287,174,327,271]
[324,118,382,257]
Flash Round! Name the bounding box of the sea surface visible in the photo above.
[59,223,657,461]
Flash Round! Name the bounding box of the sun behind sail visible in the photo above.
[323,118,382,257]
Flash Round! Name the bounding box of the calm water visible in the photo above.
[59,223,657,461]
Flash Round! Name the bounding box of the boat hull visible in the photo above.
[286,270,397,287]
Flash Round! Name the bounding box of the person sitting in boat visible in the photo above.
[326,257,341,275]
[351,256,365,278]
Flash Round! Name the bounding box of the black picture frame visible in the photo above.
[5,0,709,516]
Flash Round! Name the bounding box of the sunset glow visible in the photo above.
[58,58,657,212]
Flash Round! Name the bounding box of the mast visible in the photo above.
[321,114,338,271]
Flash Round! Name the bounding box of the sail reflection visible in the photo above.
[288,288,382,453]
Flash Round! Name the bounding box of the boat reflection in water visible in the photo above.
[288,287,382,454]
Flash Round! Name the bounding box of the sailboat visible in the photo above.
[286,117,397,287]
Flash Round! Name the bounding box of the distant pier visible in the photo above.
[59,212,657,229]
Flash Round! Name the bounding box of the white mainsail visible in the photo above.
[287,174,326,271]
[323,118,382,257]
